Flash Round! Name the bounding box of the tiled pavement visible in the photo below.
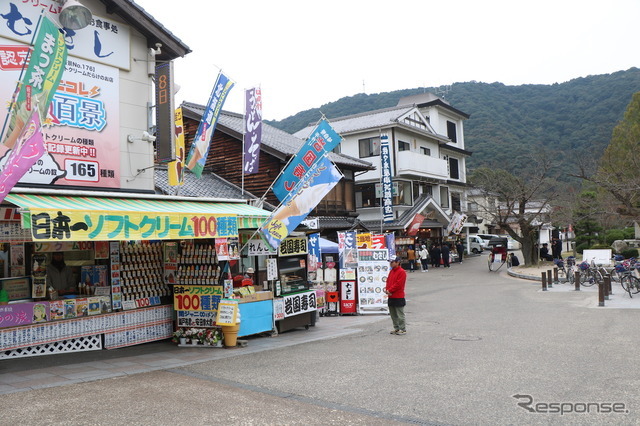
[0,314,386,395]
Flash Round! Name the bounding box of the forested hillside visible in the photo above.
[267,68,640,178]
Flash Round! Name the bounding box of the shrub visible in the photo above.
[576,243,589,254]
[590,244,611,250]
[623,227,635,239]
[605,229,625,245]
[621,248,639,259]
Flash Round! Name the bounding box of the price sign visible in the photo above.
[215,299,238,326]
[64,159,99,182]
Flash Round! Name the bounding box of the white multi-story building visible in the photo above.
[295,93,471,237]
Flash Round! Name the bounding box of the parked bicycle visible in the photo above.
[617,258,640,297]
[554,256,575,285]
[578,259,604,287]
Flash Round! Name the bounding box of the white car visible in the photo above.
[506,236,521,250]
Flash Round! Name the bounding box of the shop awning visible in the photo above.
[5,193,269,242]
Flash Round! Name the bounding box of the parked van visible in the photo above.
[476,234,501,249]
[467,236,484,254]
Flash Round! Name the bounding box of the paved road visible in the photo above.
[2,254,639,425]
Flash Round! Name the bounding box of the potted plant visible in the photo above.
[172,328,186,345]
[187,328,200,345]
[204,328,222,347]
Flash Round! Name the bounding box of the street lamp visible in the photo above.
[59,0,92,30]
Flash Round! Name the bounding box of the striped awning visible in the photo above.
[4,194,269,241]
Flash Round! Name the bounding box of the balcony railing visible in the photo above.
[396,151,448,179]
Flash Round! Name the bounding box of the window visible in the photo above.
[451,193,461,212]
[440,186,449,209]
[355,183,378,208]
[449,157,459,179]
[358,137,380,158]
[332,144,341,154]
[420,147,430,156]
[412,182,432,200]
[355,181,412,208]
[447,120,457,143]
[398,141,410,152]
[393,181,412,206]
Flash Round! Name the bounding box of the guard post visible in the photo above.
[542,271,548,291]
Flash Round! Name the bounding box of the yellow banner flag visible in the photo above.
[168,107,185,186]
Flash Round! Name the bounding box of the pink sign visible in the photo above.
[0,111,45,203]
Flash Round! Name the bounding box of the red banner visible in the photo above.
[406,214,425,236]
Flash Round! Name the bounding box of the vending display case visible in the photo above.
[278,256,309,295]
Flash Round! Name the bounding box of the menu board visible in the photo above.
[215,299,238,326]
[356,249,389,314]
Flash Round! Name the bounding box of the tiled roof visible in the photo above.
[154,166,275,211]
[294,105,415,137]
[317,216,370,231]
[361,195,450,230]
[180,102,373,170]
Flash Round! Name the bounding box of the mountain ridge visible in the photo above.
[267,68,640,178]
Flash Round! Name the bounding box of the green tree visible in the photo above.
[573,191,603,249]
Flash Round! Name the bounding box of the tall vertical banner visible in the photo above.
[185,72,234,177]
[272,119,342,201]
[0,110,45,203]
[155,61,176,163]
[1,15,67,148]
[307,232,321,272]
[243,87,262,175]
[338,231,357,270]
[446,212,468,235]
[380,134,394,223]
[260,157,342,250]
[385,233,396,259]
[168,107,185,186]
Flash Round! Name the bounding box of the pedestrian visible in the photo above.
[441,243,451,268]
[432,244,442,267]
[552,237,563,260]
[46,252,75,295]
[385,256,406,335]
[419,245,429,272]
[456,241,464,263]
[406,245,416,273]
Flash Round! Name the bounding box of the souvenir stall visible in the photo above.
[0,192,270,358]
[273,236,316,333]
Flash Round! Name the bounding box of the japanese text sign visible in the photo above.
[247,238,277,256]
[173,285,222,328]
[243,87,262,175]
[272,119,342,201]
[282,290,317,318]
[28,210,239,242]
[278,237,308,257]
[215,299,238,326]
[380,134,394,223]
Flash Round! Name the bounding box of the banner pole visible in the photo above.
[241,88,246,196]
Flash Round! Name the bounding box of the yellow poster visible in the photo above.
[168,107,185,186]
[356,232,372,249]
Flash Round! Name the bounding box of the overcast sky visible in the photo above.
[134,0,639,121]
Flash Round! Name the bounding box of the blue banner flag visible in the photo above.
[272,119,342,201]
[260,156,342,250]
[185,72,234,177]
[307,232,321,272]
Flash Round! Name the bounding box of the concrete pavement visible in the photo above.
[2,253,640,424]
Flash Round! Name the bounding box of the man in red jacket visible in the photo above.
[385,256,407,335]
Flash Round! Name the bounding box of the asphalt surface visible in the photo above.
[2,253,639,425]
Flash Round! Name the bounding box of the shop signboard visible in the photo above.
[0,302,49,327]
[340,280,356,314]
[273,298,285,320]
[278,237,308,257]
[247,239,277,256]
[174,285,223,328]
[266,258,278,281]
[0,46,121,188]
[282,290,317,318]
[356,233,372,249]
[357,249,390,314]
[27,210,239,242]
[0,277,30,301]
[371,234,386,249]
[215,299,238,326]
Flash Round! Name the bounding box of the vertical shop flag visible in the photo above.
[385,233,396,259]
[380,134,394,222]
[446,211,467,235]
[307,232,321,272]
[185,72,234,177]
[0,110,46,203]
[406,213,425,236]
[168,107,185,186]
[1,15,67,148]
[338,230,357,269]
[260,156,342,250]
[155,61,176,163]
[243,87,262,175]
[272,119,342,201]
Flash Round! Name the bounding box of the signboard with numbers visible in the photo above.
[174,285,223,328]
